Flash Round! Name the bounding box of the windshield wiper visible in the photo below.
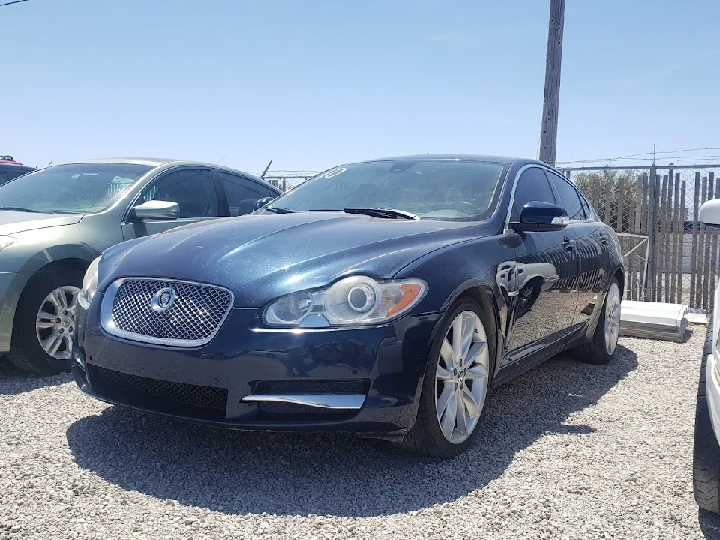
[344,207,419,220]
[263,206,295,214]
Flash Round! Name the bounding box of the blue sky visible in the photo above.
[3,0,719,173]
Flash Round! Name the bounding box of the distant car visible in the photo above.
[0,157,35,187]
[0,158,281,375]
[71,154,624,458]
[693,198,720,513]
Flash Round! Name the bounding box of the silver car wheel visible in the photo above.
[435,311,490,444]
[35,285,80,360]
[603,282,621,356]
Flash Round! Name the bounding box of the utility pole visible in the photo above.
[538,0,565,167]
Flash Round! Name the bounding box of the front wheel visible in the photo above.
[8,267,84,375]
[401,299,492,458]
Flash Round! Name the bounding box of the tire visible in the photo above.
[574,277,621,365]
[7,266,84,375]
[693,320,720,513]
[401,298,493,459]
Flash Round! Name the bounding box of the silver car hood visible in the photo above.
[0,211,83,235]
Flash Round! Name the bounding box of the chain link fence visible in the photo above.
[262,172,317,193]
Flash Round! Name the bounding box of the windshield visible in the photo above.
[269,160,506,221]
[0,163,152,214]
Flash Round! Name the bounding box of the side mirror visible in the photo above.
[700,199,720,228]
[254,196,276,211]
[510,202,569,232]
[130,200,180,221]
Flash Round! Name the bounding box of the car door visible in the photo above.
[214,170,280,217]
[546,170,608,329]
[505,166,580,358]
[122,167,222,240]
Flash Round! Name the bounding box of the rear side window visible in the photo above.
[216,171,277,216]
[547,173,587,221]
[0,167,31,185]
[510,167,557,222]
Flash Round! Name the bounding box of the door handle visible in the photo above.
[563,237,575,252]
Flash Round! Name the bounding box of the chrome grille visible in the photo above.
[101,278,233,347]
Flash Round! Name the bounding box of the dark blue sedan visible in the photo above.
[72,155,624,458]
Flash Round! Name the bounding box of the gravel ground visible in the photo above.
[2,329,720,539]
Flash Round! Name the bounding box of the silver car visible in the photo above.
[0,158,281,375]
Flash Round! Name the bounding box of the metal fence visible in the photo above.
[263,173,316,192]
[564,164,720,310]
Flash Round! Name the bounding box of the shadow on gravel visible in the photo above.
[66,345,638,517]
[0,357,71,395]
[699,509,720,539]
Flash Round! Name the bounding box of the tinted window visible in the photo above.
[271,160,505,221]
[548,173,587,220]
[510,167,557,221]
[217,171,276,216]
[141,169,219,218]
[0,163,151,214]
[2,167,32,182]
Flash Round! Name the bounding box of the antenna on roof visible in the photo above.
[261,160,272,179]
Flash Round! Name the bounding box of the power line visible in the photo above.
[1,0,29,6]
[557,147,720,165]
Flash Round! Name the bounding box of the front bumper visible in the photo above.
[72,298,441,438]
[0,271,31,354]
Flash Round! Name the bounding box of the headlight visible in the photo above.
[77,256,101,309]
[263,276,427,328]
[0,236,16,252]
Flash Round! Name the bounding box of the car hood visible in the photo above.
[0,211,83,235]
[100,212,481,307]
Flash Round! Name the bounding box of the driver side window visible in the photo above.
[510,167,558,222]
[141,169,219,218]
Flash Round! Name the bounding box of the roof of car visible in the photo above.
[361,154,535,166]
[0,162,33,167]
[76,157,183,167]
[51,157,269,184]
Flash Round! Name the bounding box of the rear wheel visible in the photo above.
[693,321,720,513]
[574,278,621,365]
[401,299,492,458]
[8,267,83,375]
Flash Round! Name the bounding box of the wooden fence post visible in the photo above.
[645,166,658,301]
[691,172,701,307]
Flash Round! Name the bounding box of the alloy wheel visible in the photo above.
[35,285,80,360]
[435,311,490,444]
[603,282,621,356]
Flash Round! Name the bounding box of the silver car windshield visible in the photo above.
[271,160,506,221]
[0,163,152,215]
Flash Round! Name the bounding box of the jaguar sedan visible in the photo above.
[72,155,624,458]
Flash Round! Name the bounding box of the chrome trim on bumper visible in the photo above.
[241,394,366,410]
